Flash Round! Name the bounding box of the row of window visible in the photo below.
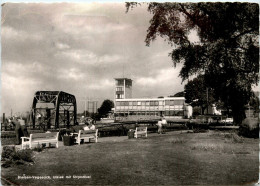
[115,80,132,86]
[116,101,161,106]
[115,110,184,116]
[116,100,185,106]
[165,110,184,116]
[116,94,124,99]
[116,87,124,91]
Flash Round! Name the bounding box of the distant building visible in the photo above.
[114,78,192,120]
[114,78,133,99]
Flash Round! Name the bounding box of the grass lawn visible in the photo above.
[1,130,259,185]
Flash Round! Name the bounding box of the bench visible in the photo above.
[74,129,98,145]
[21,132,59,149]
[134,127,147,138]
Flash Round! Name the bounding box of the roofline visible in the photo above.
[114,78,133,81]
[115,97,185,101]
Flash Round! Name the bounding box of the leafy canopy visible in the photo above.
[126,2,259,124]
[184,75,215,114]
[98,99,114,118]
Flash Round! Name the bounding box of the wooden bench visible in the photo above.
[74,129,98,145]
[21,132,59,149]
[134,127,147,138]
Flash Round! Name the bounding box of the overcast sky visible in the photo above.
[1,3,188,115]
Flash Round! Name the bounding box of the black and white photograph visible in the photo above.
[1,2,259,185]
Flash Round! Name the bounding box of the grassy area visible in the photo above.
[1,130,258,185]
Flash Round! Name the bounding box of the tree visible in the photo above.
[249,92,259,117]
[83,110,90,117]
[184,75,215,114]
[126,2,259,124]
[173,91,185,97]
[98,99,114,118]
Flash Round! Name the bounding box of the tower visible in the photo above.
[115,78,132,99]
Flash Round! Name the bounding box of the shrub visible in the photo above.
[1,146,34,168]
[1,146,16,160]
[239,118,259,138]
[16,149,34,162]
[33,143,45,152]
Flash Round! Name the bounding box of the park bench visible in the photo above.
[134,127,147,138]
[21,132,59,149]
[74,129,98,145]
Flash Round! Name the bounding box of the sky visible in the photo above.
[1,3,188,116]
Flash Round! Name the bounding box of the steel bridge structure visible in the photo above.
[31,91,77,130]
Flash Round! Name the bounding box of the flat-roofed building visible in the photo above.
[114,78,192,120]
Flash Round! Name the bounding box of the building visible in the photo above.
[115,78,133,99]
[114,78,192,120]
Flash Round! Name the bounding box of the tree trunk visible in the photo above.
[232,103,246,125]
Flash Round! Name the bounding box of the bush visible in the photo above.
[16,149,34,162]
[33,143,45,152]
[1,146,34,168]
[1,146,16,160]
[239,118,259,138]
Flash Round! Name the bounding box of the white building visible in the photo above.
[114,78,192,120]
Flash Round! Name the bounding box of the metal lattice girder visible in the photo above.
[31,91,77,129]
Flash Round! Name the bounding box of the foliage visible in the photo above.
[184,75,215,114]
[83,110,90,117]
[91,112,101,121]
[98,99,114,118]
[1,146,34,168]
[33,143,45,152]
[172,91,185,97]
[239,118,259,138]
[126,2,259,124]
[249,92,259,116]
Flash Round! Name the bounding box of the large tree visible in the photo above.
[98,99,114,118]
[126,2,259,124]
[184,75,215,114]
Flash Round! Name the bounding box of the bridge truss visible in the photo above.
[31,91,77,130]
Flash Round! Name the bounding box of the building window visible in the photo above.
[170,100,174,106]
[137,101,141,106]
[129,101,133,106]
[165,100,170,105]
[116,87,123,91]
[146,101,150,106]
[116,80,124,86]
[141,101,146,106]
[159,101,163,106]
[175,100,184,105]
[150,101,158,106]
[133,101,137,106]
